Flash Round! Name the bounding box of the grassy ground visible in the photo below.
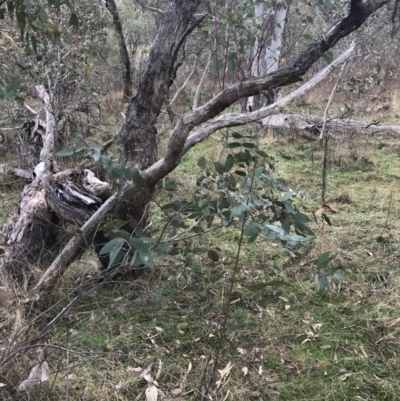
[2,120,400,400]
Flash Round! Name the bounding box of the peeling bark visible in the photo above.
[115,0,202,224]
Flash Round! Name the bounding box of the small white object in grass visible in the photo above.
[145,384,158,401]
[242,367,248,376]
[170,388,181,396]
[127,366,142,373]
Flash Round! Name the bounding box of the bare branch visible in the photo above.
[170,56,197,105]
[260,114,400,137]
[193,49,212,109]
[320,61,348,140]
[0,164,32,180]
[143,42,356,182]
[32,192,118,293]
[131,0,163,14]
[24,102,38,115]
[0,126,21,131]
[35,85,55,163]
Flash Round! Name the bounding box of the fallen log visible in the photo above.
[261,113,400,137]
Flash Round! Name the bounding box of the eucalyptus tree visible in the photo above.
[0,0,393,292]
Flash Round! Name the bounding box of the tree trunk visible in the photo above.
[249,0,289,110]
[114,0,202,222]
[1,0,390,287]
[106,0,132,102]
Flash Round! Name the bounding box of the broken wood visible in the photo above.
[261,113,400,137]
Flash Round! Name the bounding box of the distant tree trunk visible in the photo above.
[248,0,289,111]
[106,0,132,102]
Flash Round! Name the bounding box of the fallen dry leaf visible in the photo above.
[242,367,248,376]
[170,388,182,396]
[18,361,50,391]
[339,372,352,381]
[127,366,143,373]
[145,385,158,401]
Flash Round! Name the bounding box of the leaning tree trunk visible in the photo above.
[0,87,109,283]
[92,0,203,269]
[0,87,61,281]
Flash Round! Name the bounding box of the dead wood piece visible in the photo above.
[33,192,118,292]
[83,169,111,199]
[261,114,400,137]
[0,165,32,180]
[16,122,45,170]
[45,182,102,227]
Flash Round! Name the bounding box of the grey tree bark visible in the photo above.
[248,0,289,111]
[106,0,133,102]
[0,0,391,289]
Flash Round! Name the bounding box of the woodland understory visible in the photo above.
[1,0,400,399]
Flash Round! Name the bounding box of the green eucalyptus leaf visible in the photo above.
[333,272,345,280]
[225,154,235,172]
[198,156,207,168]
[139,250,154,268]
[100,237,125,268]
[69,12,79,28]
[55,147,74,157]
[214,162,226,174]
[317,273,330,292]
[130,238,149,253]
[243,222,260,237]
[231,203,246,217]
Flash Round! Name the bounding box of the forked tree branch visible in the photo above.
[32,42,354,295]
[182,43,355,154]
[142,42,356,181]
[32,0,388,295]
[142,0,388,184]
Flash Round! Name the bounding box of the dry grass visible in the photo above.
[2,106,400,400]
